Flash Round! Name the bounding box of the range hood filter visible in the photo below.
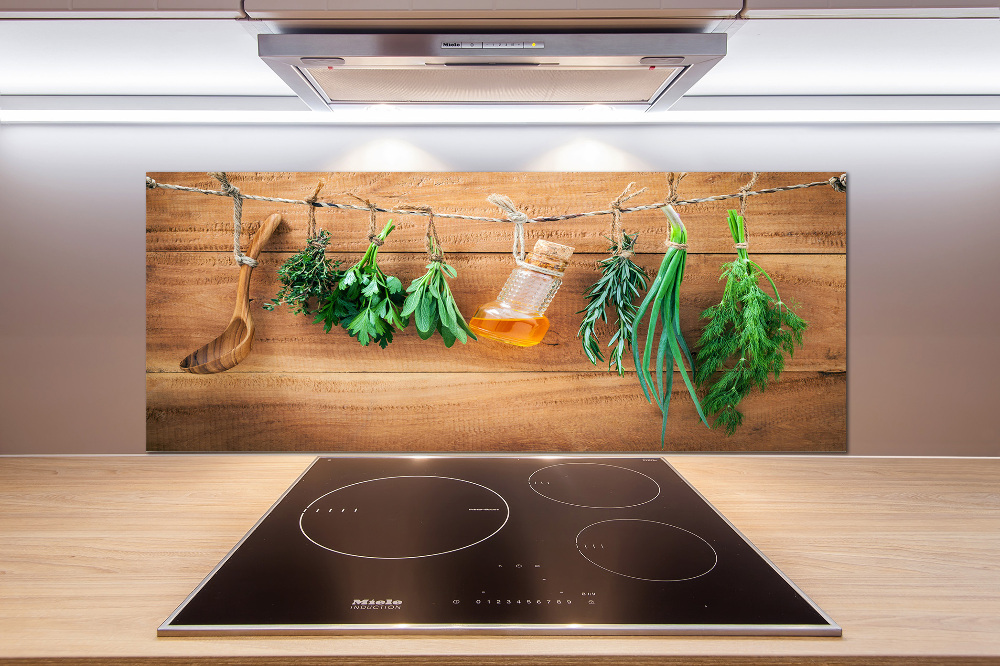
[304,66,683,104]
[259,33,726,112]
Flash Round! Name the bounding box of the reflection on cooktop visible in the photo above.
[159,456,840,637]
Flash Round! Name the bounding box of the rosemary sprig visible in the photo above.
[695,210,807,435]
[578,232,647,376]
[631,206,709,446]
[335,219,407,348]
[401,238,477,348]
[263,229,345,319]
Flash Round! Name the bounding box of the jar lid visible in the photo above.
[527,239,574,273]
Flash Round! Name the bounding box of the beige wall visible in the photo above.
[1,121,998,455]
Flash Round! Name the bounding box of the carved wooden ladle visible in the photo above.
[180,213,283,374]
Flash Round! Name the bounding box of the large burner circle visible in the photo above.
[299,476,509,559]
[576,519,717,582]
[528,463,661,508]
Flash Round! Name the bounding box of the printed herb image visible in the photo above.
[401,246,478,348]
[695,210,808,435]
[631,206,709,444]
[264,229,345,320]
[578,231,647,376]
[332,219,408,348]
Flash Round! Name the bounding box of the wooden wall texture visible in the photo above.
[146,172,846,452]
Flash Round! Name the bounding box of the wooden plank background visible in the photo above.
[146,172,846,452]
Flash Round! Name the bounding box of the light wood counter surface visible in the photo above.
[1,455,997,665]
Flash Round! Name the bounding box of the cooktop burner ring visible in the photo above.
[528,462,661,508]
[575,518,718,582]
[299,475,510,560]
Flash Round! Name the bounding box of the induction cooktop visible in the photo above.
[159,456,840,636]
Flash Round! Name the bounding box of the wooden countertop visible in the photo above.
[1,455,997,665]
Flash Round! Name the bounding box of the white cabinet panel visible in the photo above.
[0,0,244,15]
[743,0,999,17]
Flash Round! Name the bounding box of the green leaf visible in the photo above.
[385,275,403,294]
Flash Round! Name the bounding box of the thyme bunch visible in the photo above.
[577,232,647,376]
[631,206,709,446]
[264,229,344,319]
[695,210,807,435]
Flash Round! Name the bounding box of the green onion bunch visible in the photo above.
[631,206,709,445]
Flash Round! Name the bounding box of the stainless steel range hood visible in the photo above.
[258,33,726,113]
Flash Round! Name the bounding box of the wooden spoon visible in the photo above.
[180,213,283,374]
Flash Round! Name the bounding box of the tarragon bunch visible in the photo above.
[334,219,407,348]
[401,240,477,348]
[263,229,344,318]
[577,232,647,376]
[695,210,807,435]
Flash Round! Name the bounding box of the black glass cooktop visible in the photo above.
[159,456,840,636]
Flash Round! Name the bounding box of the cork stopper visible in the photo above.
[526,239,574,273]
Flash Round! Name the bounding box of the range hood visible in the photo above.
[258,33,726,113]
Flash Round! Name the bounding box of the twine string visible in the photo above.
[666,172,687,205]
[609,182,646,258]
[304,179,324,240]
[208,172,257,268]
[349,194,383,246]
[148,175,846,225]
[738,172,760,249]
[487,193,530,262]
[397,205,443,262]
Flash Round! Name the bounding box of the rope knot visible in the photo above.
[609,182,646,257]
[488,193,531,262]
[829,174,847,193]
[145,176,157,189]
[209,172,257,268]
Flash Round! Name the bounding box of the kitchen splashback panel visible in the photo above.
[145,171,846,452]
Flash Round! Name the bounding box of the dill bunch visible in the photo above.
[577,232,647,376]
[264,229,345,319]
[695,210,808,435]
[631,207,709,446]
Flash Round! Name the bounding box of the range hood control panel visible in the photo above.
[442,41,545,49]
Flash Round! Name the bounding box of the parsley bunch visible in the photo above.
[335,219,407,348]
[401,245,477,348]
[631,206,709,445]
[695,210,807,435]
[264,230,343,318]
[578,232,647,376]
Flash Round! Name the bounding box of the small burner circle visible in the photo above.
[576,519,718,582]
[528,463,661,508]
[300,476,509,560]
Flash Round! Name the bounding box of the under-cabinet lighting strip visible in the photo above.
[1,96,998,124]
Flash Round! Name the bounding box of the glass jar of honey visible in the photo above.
[469,239,574,347]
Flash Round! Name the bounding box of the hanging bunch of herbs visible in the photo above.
[400,209,477,347]
[631,204,709,445]
[695,210,807,435]
[577,231,647,375]
[331,218,408,348]
[263,229,344,319]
